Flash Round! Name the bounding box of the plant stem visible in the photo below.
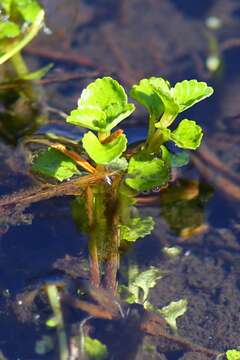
[103,176,122,293]
[10,52,29,77]
[46,285,69,360]
[146,114,156,145]
[146,128,164,153]
[0,10,44,65]
[86,187,100,288]
[98,131,110,142]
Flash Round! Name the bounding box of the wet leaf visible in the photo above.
[226,349,240,360]
[131,267,165,303]
[130,78,165,119]
[84,337,108,359]
[126,152,170,192]
[15,0,42,22]
[32,147,80,181]
[82,131,127,164]
[173,79,214,113]
[67,77,135,132]
[0,21,20,39]
[106,157,128,171]
[157,299,188,331]
[120,216,154,242]
[150,77,179,121]
[171,119,203,150]
[1,0,13,13]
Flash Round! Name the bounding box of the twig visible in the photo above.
[197,144,240,183]
[0,172,114,209]
[192,155,240,201]
[24,46,98,69]
[36,71,100,85]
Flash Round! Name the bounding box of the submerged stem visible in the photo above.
[46,285,69,360]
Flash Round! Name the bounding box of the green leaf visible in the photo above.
[82,131,127,165]
[157,299,188,332]
[130,78,165,119]
[1,0,12,13]
[32,148,80,181]
[131,267,165,303]
[161,146,190,168]
[149,78,179,127]
[84,337,108,360]
[106,157,128,171]
[173,79,214,112]
[15,0,42,22]
[20,63,53,80]
[0,21,20,39]
[67,77,135,132]
[171,119,203,150]
[126,152,170,192]
[120,216,155,242]
[118,285,137,304]
[0,9,44,65]
[170,150,190,167]
[226,349,240,360]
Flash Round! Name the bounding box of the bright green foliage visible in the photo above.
[126,153,170,191]
[0,21,20,39]
[0,0,44,65]
[120,216,154,242]
[32,76,213,195]
[157,299,188,331]
[149,78,179,124]
[15,0,42,22]
[226,349,240,360]
[84,337,108,360]
[82,131,127,164]
[173,79,214,112]
[170,119,203,150]
[67,77,135,132]
[130,78,165,119]
[1,0,13,13]
[131,78,213,129]
[32,148,80,181]
[1,0,42,22]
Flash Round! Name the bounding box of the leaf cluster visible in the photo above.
[0,0,44,64]
[33,76,214,193]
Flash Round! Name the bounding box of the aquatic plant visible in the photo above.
[0,0,45,73]
[226,349,240,360]
[32,76,214,291]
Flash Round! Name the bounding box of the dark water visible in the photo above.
[0,0,240,359]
